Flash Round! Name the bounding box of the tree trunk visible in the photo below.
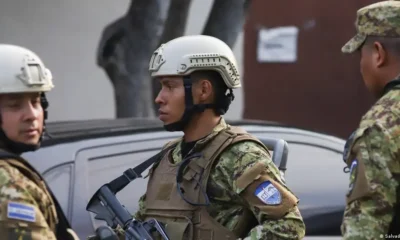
[202,0,252,48]
[151,0,193,114]
[96,0,171,118]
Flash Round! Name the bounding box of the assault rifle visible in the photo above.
[87,183,169,240]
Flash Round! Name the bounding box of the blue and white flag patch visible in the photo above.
[7,202,36,222]
[254,181,282,205]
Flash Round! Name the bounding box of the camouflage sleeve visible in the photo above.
[218,141,305,240]
[0,166,57,240]
[341,125,399,240]
[133,193,147,221]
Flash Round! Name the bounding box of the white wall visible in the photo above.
[0,0,244,122]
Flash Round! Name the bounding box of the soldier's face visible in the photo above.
[359,40,392,98]
[155,76,185,124]
[0,92,44,145]
[360,45,380,97]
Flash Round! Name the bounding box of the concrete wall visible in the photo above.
[0,0,244,122]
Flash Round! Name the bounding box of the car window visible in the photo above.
[87,149,159,229]
[42,164,73,219]
[284,142,347,200]
[283,142,347,236]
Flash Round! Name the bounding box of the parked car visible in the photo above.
[22,118,348,239]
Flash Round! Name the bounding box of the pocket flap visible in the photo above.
[165,221,189,240]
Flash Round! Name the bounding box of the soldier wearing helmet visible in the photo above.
[341,0,400,239]
[129,35,305,240]
[0,44,79,240]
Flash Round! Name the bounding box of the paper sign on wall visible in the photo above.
[257,26,299,63]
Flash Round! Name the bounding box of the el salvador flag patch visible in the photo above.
[254,181,282,205]
[7,202,36,222]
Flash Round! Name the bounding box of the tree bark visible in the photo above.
[96,0,171,118]
[202,0,252,48]
[151,0,193,114]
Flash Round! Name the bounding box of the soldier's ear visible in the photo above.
[194,79,213,103]
[372,41,387,68]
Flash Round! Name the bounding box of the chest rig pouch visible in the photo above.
[143,126,268,240]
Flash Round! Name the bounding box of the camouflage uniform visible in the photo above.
[341,1,400,239]
[135,118,305,240]
[0,153,59,239]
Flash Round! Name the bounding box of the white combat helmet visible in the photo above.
[0,44,54,94]
[149,35,241,89]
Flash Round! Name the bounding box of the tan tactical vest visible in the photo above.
[143,126,270,240]
[0,157,58,235]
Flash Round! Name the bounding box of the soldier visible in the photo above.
[340,0,400,239]
[120,35,305,240]
[0,44,79,240]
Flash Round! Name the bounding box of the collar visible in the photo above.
[382,73,400,96]
[172,117,228,163]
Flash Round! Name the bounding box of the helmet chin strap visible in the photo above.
[164,76,214,132]
[0,92,49,155]
[0,130,40,155]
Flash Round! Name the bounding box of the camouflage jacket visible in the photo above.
[135,118,305,240]
[0,154,59,239]
[341,84,400,239]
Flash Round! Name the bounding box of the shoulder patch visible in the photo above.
[348,159,358,192]
[7,202,36,222]
[343,128,369,163]
[343,131,356,162]
[254,181,282,205]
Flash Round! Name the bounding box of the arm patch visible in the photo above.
[7,202,36,222]
[254,180,282,205]
[241,173,298,219]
